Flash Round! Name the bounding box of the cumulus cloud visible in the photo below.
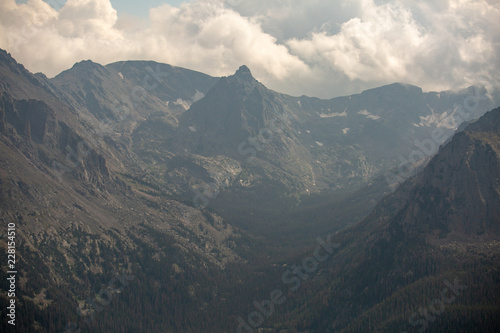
[57,0,118,39]
[287,0,500,94]
[0,0,128,75]
[0,0,499,98]
[289,1,423,81]
[141,2,309,81]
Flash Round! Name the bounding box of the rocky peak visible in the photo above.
[72,59,100,69]
[0,49,39,87]
[54,59,108,83]
[225,65,258,89]
[234,65,253,79]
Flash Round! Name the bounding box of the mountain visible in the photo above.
[130,63,495,232]
[178,65,316,191]
[264,107,500,332]
[1,47,499,332]
[0,49,243,332]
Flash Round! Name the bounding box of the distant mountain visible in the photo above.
[134,64,496,207]
[266,107,500,332]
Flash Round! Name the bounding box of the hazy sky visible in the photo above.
[2,0,500,98]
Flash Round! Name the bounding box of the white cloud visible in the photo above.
[287,0,500,95]
[0,0,499,98]
[57,0,118,39]
[141,2,309,81]
[289,1,424,82]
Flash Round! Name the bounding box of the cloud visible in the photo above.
[222,0,363,41]
[141,2,309,81]
[0,0,309,91]
[0,0,127,75]
[289,1,423,81]
[57,0,118,39]
[0,0,499,98]
[287,0,500,94]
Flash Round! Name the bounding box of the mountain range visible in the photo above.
[0,48,499,332]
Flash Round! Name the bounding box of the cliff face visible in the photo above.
[0,94,54,143]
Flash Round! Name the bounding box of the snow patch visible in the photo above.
[173,91,204,110]
[419,105,461,129]
[342,128,350,134]
[320,105,348,118]
[319,111,347,118]
[174,98,191,110]
[358,109,380,120]
[192,90,204,103]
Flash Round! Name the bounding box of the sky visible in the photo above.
[2,0,500,98]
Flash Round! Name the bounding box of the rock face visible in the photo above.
[182,65,272,142]
[0,96,54,143]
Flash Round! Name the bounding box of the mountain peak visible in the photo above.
[54,59,108,82]
[0,48,30,75]
[71,59,102,70]
[234,65,253,79]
